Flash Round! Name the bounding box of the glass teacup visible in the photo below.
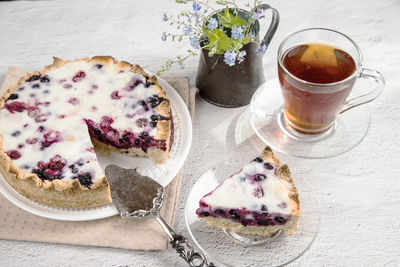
[277,28,384,136]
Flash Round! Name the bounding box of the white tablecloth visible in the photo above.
[0,0,399,266]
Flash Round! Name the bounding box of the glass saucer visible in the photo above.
[249,78,371,159]
[185,159,319,267]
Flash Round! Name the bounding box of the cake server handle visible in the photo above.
[152,211,216,267]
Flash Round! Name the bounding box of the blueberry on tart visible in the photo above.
[0,56,173,208]
[196,147,300,236]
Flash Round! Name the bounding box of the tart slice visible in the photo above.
[196,147,300,236]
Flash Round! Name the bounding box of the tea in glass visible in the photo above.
[278,43,356,134]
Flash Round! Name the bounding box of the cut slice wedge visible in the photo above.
[196,146,300,236]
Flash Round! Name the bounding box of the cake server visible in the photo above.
[105,164,215,267]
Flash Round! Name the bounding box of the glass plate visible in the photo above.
[249,78,370,159]
[185,159,319,267]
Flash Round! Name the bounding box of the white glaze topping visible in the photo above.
[201,160,292,214]
[0,60,165,185]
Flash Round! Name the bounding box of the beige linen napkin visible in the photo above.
[0,67,196,250]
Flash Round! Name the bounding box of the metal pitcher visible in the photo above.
[196,4,279,107]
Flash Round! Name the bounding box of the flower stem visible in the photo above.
[186,0,217,12]
[157,50,199,76]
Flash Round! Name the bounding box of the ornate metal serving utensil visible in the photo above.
[105,164,215,267]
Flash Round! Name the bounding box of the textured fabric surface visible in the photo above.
[0,0,399,266]
[0,67,196,251]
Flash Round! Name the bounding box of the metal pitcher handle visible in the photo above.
[257,3,280,55]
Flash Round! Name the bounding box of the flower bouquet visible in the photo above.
[160,0,279,107]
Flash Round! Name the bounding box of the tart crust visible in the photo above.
[203,146,300,236]
[0,56,173,208]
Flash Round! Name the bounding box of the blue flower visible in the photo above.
[252,8,265,20]
[162,13,168,21]
[255,44,267,54]
[231,26,244,40]
[192,2,201,12]
[161,32,167,41]
[207,18,218,30]
[183,27,192,35]
[224,50,237,66]
[237,50,246,63]
[190,36,200,49]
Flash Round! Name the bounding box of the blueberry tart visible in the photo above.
[0,56,173,208]
[196,147,300,236]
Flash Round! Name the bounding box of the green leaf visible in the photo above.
[217,13,230,28]
[217,6,233,28]
[224,6,230,20]
[204,28,233,54]
[214,30,233,53]
[231,16,248,27]
[217,7,249,29]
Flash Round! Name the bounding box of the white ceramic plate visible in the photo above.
[0,74,192,221]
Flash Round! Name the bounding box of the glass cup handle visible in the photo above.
[256,4,279,55]
[340,68,385,114]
